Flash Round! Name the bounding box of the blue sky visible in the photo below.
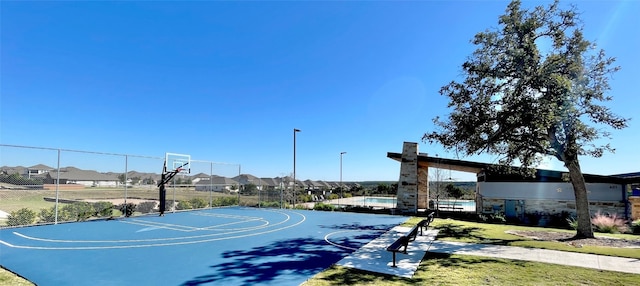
[1,1,638,182]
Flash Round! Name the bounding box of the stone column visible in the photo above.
[396,142,418,213]
[629,197,640,220]
[418,166,429,210]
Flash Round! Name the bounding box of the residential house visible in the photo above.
[194,175,239,192]
[233,174,263,190]
[259,178,279,191]
[45,167,120,187]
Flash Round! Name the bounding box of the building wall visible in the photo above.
[478,182,626,218]
[478,182,623,201]
[195,185,232,192]
[67,180,118,187]
[43,184,84,190]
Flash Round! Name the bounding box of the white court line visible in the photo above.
[324,230,385,251]
[193,218,269,231]
[190,212,263,220]
[11,212,287,243]
[120,212,269,232]
[121,220,205,232]
[325,230,360,251]
[1,210,306,250]
[5,209,298,246]
[121,217,268,232]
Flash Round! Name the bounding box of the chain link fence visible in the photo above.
[1,144,397,228]
[0,144,246,227]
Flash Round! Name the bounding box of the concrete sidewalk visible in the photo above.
[429,240,640,274]
[337,226,437,278]
[337,226,640,278]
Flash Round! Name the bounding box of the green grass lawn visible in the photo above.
[304,253,640,286]
[303,216,640,285]
[0,188,256,226]
[421,217,640,259]
[0,190,57,213]
[0,267,33,286]
[0,188,256,213]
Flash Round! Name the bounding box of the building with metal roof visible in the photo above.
[388,142,640,222]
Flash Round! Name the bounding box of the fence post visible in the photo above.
[54,149,61,224]
[209,162,213,208]
[124,155,128,207]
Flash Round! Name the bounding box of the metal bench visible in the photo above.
[417,212,434,235]
[386,224,419,267]
[386,213,435,267]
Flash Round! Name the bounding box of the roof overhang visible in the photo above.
[386,152,484,174]
[387,152,639,184]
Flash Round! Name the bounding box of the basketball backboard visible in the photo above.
[165,153,191,174]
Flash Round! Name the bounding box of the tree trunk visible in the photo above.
[565,157,595,238]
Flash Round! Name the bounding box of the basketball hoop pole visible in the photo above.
[158,161,189,216]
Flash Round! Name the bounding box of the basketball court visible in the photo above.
[0,207,408,285]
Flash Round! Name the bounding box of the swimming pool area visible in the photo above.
[436,200,476,207]
[363,197,397,205]
[326,196,476,211]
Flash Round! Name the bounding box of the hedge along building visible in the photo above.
[388,142,640,222]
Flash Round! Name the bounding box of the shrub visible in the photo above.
[39,207,56,223]
[566,216,579,230]
[313,203,337,212]
[7,208,36,226]
[297,194,312,203]
[327,193,339,200]
[591,211,629,234]
[57,204,74,221]
[525,212,541,226]
[59,202,95,221]
[136,201,157,213]
[189,198,208,209]
[74,202,95,221]
[118,203,137,217]
[491,213,506,223]
[632,219,640,234]
[478,213,506,223]
[93,201,114,217]
[176,200,193,210]
[212,196,238,207]
[548,211,572,228]
[259,201,281,208]
[294,204,311,210]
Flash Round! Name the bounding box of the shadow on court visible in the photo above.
[182,223,398,286]
[183,237,340,285]
[322,222,399,231]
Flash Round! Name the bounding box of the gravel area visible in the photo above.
[506,230,640,248]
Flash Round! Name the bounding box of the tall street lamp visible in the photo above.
[293,128,301,208]
[340,151,346,206]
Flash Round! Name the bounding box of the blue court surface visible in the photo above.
[0,207,407,285]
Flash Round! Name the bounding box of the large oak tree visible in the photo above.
[423,0,628,238]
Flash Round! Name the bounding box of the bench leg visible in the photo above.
[391,252,397,267]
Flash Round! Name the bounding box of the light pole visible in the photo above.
[280,180,284,209]
[293,128,301,208]
[340,151,346,206]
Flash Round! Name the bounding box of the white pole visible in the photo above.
[54,149,61,224]
[293,128,300,208]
